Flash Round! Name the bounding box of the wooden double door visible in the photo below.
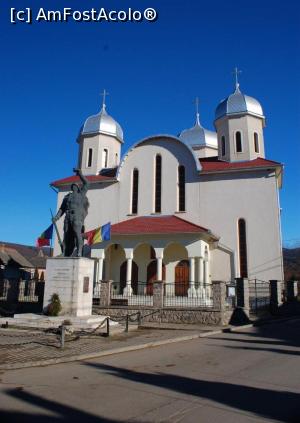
[175,260,189,296]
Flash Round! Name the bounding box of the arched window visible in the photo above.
[131,169,139,214]
[155,155,162,213]
[221,136,226,156]
[178,165,185,212]
[102,149,108,168]
[235,131,242,153]
[238,218,248,278]
[87,148,93,167]
[254,132,259,153]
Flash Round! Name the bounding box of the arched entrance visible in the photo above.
[175,260,189,296]
[146,260,166,295]
[120,261,139,294]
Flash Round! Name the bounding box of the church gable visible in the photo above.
[117,136,201,217]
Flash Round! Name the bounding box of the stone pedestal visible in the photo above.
[44,257,95,317]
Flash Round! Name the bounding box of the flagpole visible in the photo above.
[50,209,63,253]
[50,226,53,257]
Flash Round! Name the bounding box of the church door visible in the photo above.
[120,261,139,294]
[175,260,189,296]
[146,260,165,295]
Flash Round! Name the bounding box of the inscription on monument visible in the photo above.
[51,267,71,282]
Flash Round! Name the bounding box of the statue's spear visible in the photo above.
[50,209,63,253]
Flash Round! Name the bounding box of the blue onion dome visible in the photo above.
[81,104,123,142]
[179,113,218,149]
[215,84,264,121]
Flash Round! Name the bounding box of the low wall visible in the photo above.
[94,306,234,326]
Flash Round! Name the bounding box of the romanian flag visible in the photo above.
[36,224,53,247]
[86,223,111,245]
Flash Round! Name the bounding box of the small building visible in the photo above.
[0,242,51,281]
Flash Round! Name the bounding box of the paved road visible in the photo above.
[0,318,299,422]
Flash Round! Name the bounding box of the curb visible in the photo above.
[1,316,296,371]
[0,325,248,371]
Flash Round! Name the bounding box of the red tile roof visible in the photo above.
[51,158,282,187]
[51,168,117,187]
[199,157,282,173]
[111,215,211,236]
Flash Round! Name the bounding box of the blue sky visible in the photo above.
[0,0,299,247]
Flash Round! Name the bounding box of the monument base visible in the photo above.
[1,313,119,330]
[44,257,95,317]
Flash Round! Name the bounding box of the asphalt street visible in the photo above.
[0,318,299,422]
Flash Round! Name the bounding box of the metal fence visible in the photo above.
[110,281,153,306]
[249,279,270,314]
[163,282,213,308]
[93,281,101,305]
[0,279,45,315]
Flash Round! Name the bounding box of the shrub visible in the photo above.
[47,293,62,316]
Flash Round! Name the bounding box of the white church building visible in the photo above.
[51,81,284,299]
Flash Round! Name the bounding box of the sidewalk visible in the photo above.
[0,322,225,370]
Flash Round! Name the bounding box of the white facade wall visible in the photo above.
[54,136,283,283]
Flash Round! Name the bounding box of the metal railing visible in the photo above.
[110,281,153,306]
[163,282,213,308]
[93,281,101,305]
[249,279,270,314]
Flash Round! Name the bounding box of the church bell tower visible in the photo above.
[214,69,266,163]
[77,90,124,175]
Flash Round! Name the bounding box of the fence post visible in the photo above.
[106,317,110,337]
[212,281,226,324]
[286,280,297,302]
[137,311,142,326]
[99,280,112,307]
[235,277,250,318]
[125,314,129,332]
[60,325,65,349]
[212,281,226,311]
[270,280,282,313]
[153,280,164,308]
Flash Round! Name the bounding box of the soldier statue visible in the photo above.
[53,168,89,257]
